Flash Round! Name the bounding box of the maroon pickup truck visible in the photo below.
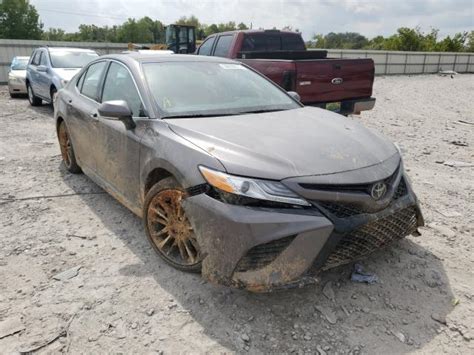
[196,29,375,115]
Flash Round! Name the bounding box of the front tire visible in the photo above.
[9,92,20,99]
[58,121,81,174]
[144,177,202,273]
[50,87,57,107]
[27,84,42,106]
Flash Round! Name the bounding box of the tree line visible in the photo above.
[1,0,473,52]
[309,28,474,52]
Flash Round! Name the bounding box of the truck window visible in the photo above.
[266,35,281,50]
[213,35,233,57]
[197,37,215,56]
[281,34,305,50]
[241,35,266,51]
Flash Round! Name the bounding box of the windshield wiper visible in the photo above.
[237,108,287,115]
[162,113,240,119]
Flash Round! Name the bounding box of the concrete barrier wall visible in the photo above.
[323,49,474,75]
[1,39,473,83]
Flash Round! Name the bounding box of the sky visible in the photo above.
[30,0,474,40]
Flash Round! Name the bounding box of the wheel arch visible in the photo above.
[141,159,188,203]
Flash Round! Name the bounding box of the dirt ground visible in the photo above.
[0,74,473,354]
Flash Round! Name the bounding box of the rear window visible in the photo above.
[241,33,305,51]
[213,35,233,57]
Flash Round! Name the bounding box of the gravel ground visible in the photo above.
[0,74,473,354]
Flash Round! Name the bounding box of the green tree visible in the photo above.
[42,28,65,41]
[466,31,474,52]
[0,0,43,39]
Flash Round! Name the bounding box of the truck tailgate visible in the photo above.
[295,58,374,103]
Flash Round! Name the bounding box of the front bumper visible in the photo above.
[183,176,423,292]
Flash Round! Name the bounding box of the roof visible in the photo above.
[208,29,301,36]
[42,47,98,53]
[101,52,237,64]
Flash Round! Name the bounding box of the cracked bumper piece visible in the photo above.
[182,186,423,292]
[183,194,334,292]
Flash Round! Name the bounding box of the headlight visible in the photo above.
[199,166,310,207]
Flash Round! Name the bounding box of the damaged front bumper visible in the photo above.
[183,175,424,292]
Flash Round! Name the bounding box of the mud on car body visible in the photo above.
[54,52,424,292]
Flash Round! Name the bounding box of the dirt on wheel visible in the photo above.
[0,74,473,354]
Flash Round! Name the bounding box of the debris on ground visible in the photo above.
[52,266,82,281]
[0,317,25,339]
[315,305,337,324]
[322,281,335,301]
[450,140,469,147]
[350,263,378,284]
[442,160,474,168]
[18,328,67,354]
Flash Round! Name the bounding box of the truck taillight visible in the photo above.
[282,70,296,91]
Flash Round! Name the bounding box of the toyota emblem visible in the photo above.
[370,182,387,200]
[331,77,343,85]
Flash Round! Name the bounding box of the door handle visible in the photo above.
[67,99,73,105]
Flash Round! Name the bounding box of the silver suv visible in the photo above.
[26,47,98,106]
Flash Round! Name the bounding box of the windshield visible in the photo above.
[50,51,99,68]
[11,58,29,70]
[143,62,300,118]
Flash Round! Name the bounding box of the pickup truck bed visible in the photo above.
[196,30,375,115]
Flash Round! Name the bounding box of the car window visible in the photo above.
[213,35,233,57]
[11,57,29,70]
[31,51,41,66]
[80,61,108,101]
[76,71,86,91]
[241,34,267,51]
[102,62,145,117]
[40,51,48,66]
[197,37,215,56]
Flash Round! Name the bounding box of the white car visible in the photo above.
[8,56,29,98]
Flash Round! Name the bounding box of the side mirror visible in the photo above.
[287,91,301,102]
[37,65,48,72]
[98,100,136,130]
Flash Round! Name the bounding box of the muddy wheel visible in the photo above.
[144,177,202,273]
[27,84,42,106]
[58,121,81,174]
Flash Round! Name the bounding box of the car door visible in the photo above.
[95,61,146,208]
[66,60,108,173]
[28,50,41,94]
[37,49,51,98]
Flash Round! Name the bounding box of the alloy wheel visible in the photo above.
[147,189,201,266]
[58,123,72,168]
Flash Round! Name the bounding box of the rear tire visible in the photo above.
[144,177,202,273]
[27,84,42,106]
[58,121,82,174]
[9,92,20,98]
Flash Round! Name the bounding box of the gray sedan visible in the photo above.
[8,56,29,97]
[54,53,424,292]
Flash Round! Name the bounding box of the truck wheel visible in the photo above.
[144,177,202,273]
[58,121,81,174]
[27,84,42,106]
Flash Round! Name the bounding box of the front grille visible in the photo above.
[315,178,408,218]
[317,201,367,218]
[393,178,407,200]
[322,206,418,270]
[235,235,296,272]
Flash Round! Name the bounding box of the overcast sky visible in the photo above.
[30,0,474,40]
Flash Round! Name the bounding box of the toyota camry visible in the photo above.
[54,52,424,292]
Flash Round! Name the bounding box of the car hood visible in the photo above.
[10,70,26,78]
[166,107,399,180]
[52,68,81,81]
